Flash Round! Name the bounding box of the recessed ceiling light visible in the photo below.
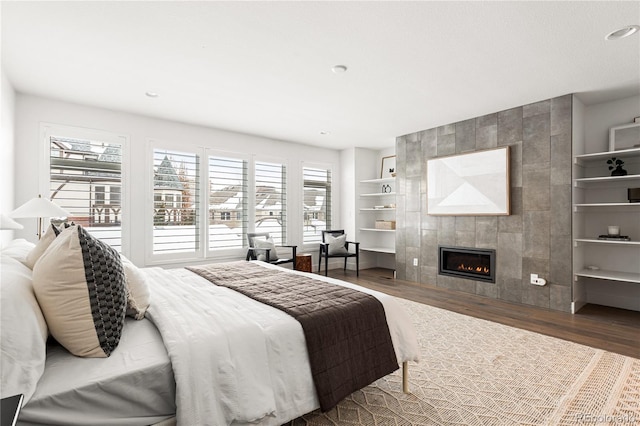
[320,131,330,135]
[331,65,348,74]
[145,91,159,98]
[605,25,640,40]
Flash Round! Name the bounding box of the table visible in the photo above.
[295,254,313,273]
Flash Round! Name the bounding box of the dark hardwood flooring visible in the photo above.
[319,268,640,359]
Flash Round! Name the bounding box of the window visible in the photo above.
[111,186,121,205]
[303,166,331,244]
[255,161,286,245]
[49,135,124,250]
[152,149,199,255]
[208,155,247,250]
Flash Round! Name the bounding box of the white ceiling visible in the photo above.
[2,1,639,150]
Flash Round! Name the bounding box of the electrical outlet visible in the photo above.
[530,273,547,286]
[413,258,418,266]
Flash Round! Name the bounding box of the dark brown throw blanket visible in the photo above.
[186,261,398,412]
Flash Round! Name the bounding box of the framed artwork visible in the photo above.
[381,155,396,179]
[427,146,510,216]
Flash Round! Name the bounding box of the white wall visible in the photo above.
[0,69,16,246]
[14,94,341,266]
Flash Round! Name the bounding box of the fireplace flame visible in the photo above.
[457,263,490,274]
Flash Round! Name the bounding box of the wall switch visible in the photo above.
[413,258,418,266]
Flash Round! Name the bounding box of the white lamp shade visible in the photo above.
[10,196,70,219]
[0,213,24,230]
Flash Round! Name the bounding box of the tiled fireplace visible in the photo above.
[439,246,496,283]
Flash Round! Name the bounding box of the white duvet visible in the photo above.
[144,262,420,426]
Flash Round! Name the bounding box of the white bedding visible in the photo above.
[18,318,176,426]
[144,262,420,426]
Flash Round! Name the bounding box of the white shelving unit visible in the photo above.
[572,144,640,312]
[358,177,396,255]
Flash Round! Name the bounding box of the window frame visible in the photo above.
[301,162,333,248]
[146,141,205,264]
[253,156,289,246]
[39,123,130,255]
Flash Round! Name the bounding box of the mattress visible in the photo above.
[18,318,176,426]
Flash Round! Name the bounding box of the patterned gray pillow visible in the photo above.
[32,225,126,357]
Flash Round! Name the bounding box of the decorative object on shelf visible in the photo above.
[606,157,628,176]
[635,116,640,124]
[380,155,396,179]
[598,234,631,241]
[375,220,396,230]
[374,205,384,209]
[586,265,600,271]
[628,188,640,203]
[381,184,392,193]
[607,225,620,236]
[384,203,396,208]
[609,122,640,150]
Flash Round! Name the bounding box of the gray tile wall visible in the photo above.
[395,94,572,312]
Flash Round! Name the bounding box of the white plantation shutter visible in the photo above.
[49,136,123,250]
[208,155,248,249]
[255,161,286,245]
[152,149,200,254]
[303,166,331,244]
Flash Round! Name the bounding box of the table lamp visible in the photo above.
[0,213,24,230]
[10,195,70,239]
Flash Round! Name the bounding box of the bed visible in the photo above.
[1,231,420,426]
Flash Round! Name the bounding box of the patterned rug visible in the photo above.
[287,298,640,425]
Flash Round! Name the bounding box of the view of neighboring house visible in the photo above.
[49,136,122,228]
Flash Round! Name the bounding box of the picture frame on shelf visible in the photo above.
[609,122,640,151]
[381,155,396,179]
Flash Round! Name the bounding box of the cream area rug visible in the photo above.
[287,298,639,425]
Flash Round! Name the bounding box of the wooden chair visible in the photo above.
[246,232,297,268]
[318,229,360,276]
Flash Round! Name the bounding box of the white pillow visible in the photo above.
[32,225,127,358]
[253,237,279,261]
[24,224,60,269]
[121,255,150,320]
[1,238,36,266]
[0,255,48,403]
[327,234,348,255]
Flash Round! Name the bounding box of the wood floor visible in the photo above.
[320,268,640,359]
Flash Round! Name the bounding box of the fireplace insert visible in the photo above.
[438,246,496,283]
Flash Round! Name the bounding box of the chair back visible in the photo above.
[321,229,345,243]
[247,232,270,247]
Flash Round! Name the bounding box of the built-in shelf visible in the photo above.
[574,202,640,208]
[359,175,395,262]
[575,269,640,284]
[574,174,640,187]
[360,177,395,184]
[359,228,396,232]
[361,192,396,197]
[361,247,395,254]
[574,238,640,246]
[574,147,640,165]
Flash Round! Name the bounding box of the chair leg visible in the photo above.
[324,253,329,276]
[318,253,322,273]
[344,257,347,272]
[356,254,359,277]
